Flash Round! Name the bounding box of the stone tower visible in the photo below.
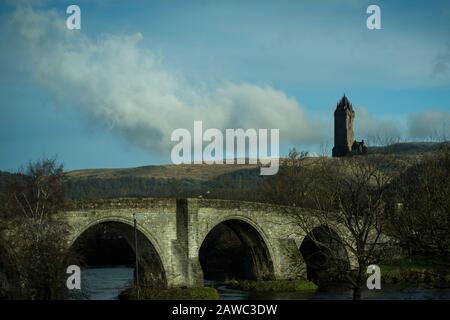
[332,95,355,157]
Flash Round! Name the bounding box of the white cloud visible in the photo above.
[407,110,450,140]
[6,6,324,155]
[354,107,450,144]
[354,106,403,145]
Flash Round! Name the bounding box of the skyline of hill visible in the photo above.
[1,141,447,201]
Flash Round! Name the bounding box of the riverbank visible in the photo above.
[224,279,318,292]
[119,286,220,300]
[82,260,450,300]
[380,256,450,288]
[118,279,318,300]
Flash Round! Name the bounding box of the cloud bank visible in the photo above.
[3,4,448,160]
[408,110,450,140]
[6,6,324,155]
[354,107,403,144]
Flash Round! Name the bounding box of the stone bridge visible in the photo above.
[63,198,355,288]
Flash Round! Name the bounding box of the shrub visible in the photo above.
[225,279,318,292]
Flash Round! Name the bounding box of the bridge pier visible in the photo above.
[171,199,204,287]
[270,238,308,280]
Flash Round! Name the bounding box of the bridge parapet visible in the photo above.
[64,197,178,211]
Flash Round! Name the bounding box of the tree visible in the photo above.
[386,144,450,256]
[10,157,64,221]
[291,156,393,300]
[4,157,71,299]
[261,148,316,207]
[0,222,19,299]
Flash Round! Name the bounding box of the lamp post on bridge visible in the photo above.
[133,213,140,300]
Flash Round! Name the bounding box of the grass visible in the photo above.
[225,279,318,292]
[66,163,258,181]
[379,256,450,287]
[380,256,441,270]
[119,286,220,300]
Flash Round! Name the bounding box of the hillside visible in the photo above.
[368,142,445,155]
[1,142,447,200]
[66,163,258,181]
[64,163,264,200]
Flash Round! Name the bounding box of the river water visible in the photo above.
[76,266,134,300]
[77,267,450,300]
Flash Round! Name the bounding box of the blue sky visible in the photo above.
[1,0,449,171]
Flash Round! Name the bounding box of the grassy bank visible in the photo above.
[380,256,450,287]
[225,279,318,292]
[119,286,220,300]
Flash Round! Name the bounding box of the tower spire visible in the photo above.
[337,94,353,111]
[332,95,355,157]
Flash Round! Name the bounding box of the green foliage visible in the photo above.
[380,256,450,286]
[121,286,220,300]
[225,279,318,292]
[158,287,220,300]
[380,256,442,271]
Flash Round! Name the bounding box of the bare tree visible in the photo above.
[11,157,64,222]
[260,148,317,208]
[290,156,394,299]
[4,157,71,299]
[386,144,450,256]
[366,132,402,147]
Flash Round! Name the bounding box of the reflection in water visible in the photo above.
[80,267,133,300]
[78,268,450,300]
[204,280,249,300]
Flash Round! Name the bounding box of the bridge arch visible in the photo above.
[68,216,168,288]
[199,216,275,281]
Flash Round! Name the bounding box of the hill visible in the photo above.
[368,142,445,155]
[1,142,447,200]
[66,163,258,181]
[64,163,263,200]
